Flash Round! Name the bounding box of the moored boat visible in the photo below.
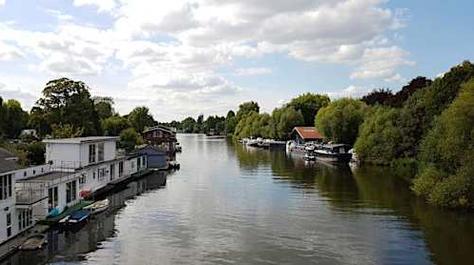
[19,234,48,250]
[83,199,110,215]
[67,209,90,224]
[313,144,352,163]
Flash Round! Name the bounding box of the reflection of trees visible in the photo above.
[233,141,474,265]
[352,166,474,265]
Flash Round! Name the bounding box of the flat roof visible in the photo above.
[43,136,119,144]
[17,171,72,182]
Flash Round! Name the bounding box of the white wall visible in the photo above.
[46,143,81,169]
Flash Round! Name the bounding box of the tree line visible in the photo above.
[169,61,474,209]
[0,77,160,164]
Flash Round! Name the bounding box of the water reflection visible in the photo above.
[2,172,167,265]
[234,141,474,265]
[5,135,474,265]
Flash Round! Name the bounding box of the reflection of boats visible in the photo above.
[84,199,110,215]
[19,234,48,250]
[67,210,90,225]
[313,144,352,163]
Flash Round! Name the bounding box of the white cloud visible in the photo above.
[350,46,414,80]
[328,85,372,99]
[234,67,272,76]
[0,0,413,120]
[0,0,4,7]
[73,0,117,13]
[0,41,24,61]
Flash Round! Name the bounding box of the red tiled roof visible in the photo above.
[292,127,324,140]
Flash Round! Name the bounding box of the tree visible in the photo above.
[93,97,115,120]
[354,107,403,164]
[315,98,367,146]
[412,79,474,208]
[236,101,260,122]
[397,61,474,157]
[225,110,237,135]
[271,106,304,140]
[361,88,393,106]
[181,117,196,133]
[32,78,101,136]
[51,124,83,139]
[390,77,432,107]
[288,93,330,126]
[102,116,131,136]
[234,112,272,139]
[119,128,143,152]
[2,99,29,138]
[127,106,156,133]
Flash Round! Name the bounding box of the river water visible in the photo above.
[3,134,474,265]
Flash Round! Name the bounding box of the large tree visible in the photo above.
[102,115,131,136]
[288,93,330,126]
[1,99,29,138]
[236,101,260,122]
[32,78,101,136]
[225,110,237,135]
[413,79,474,208]
[93,96,115,120]
[315,98,367,146]
[271,106,304,140]
[354,107,403,165]
[127,106,156,133]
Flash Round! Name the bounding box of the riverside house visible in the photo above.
[142,125,177,155]
[290,127,324,145]
[0,137,147,245]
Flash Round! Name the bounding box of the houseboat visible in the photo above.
[313,144,353,163]
[286,127,324,154]
[0,136,150,246]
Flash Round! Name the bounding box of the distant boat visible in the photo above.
[83,199,110,215]
[67,209,90,224]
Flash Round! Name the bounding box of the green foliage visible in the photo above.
[271,106,304,140]
[398,61,474,157]
[119,128,143,152]
[20,142,45,165]
[288,93,330,126]
[203,115,225,134]
[236,101,259,122]
[0,99,29,138]
[354,107,403,165]
[181,117,197,133]
[413,79,474,208]
[315,98,367,145]
[93,97,115,120]
[225,110,237,135]
[102,116,131,136]
[127,106,156,133]
[234,112,273,139]
[51,124,84,139]
[32,78,102,136]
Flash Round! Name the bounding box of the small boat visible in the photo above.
[83,199,110,215]
[19,234,48,250]
[67,209,90,224]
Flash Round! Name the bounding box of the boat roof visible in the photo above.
[43,136,118,144]
[17,171,72,182]
[0,148,21,174]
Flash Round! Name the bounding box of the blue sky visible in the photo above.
[0,0,473,121]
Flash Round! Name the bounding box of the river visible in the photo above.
[3,134,474,265]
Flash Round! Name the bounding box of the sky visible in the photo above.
[0,0,473,121]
